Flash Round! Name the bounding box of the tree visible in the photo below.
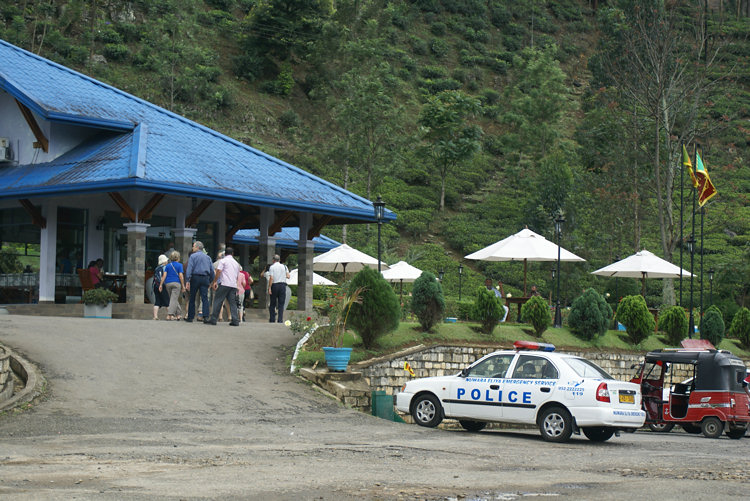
[568,289,612,341]
[418,90,482,211]
[472,287,503,335]
[659,305,688,346]
[617,294,655,345]
[411,271,445,332]
[700,305,725,347]
[521,295,552,337]
[591,1,728,305]
[347,267,400,349]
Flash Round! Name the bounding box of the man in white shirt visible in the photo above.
[206,247,241,326]
[267,254,290,323]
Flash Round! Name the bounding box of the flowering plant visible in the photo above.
[286,312,319,335]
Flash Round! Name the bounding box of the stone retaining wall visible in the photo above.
[0,347,13,403]
[355,345,730,397]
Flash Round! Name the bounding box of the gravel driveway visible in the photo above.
[0,315,747,500]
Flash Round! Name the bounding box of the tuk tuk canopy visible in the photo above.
[644,350,747,392]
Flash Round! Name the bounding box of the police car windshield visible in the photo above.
[565,357,613,379]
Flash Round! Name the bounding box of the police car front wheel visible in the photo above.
[538,406,573,442]
[459,420,486,432]
[412,393,443,427]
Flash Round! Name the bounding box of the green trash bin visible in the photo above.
[371,390,405,422]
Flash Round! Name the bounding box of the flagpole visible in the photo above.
[679,143,685,308]
[688,146,697,339]
[700,206,705,318]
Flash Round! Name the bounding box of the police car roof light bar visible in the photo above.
[513,340,555,352]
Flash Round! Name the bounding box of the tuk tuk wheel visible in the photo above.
[648,422,675,433]
[701,417,724,439]
[681,423,701,434]
[726,426,747,440]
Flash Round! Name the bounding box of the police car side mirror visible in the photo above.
[460,368,469,377]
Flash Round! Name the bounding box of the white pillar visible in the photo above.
[38,201,58,303]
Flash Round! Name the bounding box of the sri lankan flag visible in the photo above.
[695,152,717,206]
[683,144,698,188]
[404,361,415,377]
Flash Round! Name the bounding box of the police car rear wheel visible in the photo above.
[459,420,486,432]
[538,406,573,443]
[648,422,675,433]
[701,417,723,439]
[582,426,615,442]
[412,394,442,428]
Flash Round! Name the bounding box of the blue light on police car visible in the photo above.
[513,340,555,352]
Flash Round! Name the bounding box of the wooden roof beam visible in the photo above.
[138,193,165,221]
[308,215,333,240]
[15,99,49,153]
[19,199,46,229]
[226,211,259,241]
[107,192,136,222]
[268,210,294,236]
[185,200,213,228]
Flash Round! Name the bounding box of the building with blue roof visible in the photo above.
[0,39,394,314]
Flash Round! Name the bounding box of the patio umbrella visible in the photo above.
[381,261,424,303]
[591,249,694,295]
[288,268,337,286]
[465,228,585,295]
[313,243,389,279]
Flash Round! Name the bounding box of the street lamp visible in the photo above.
[458,263,464,302]
[438,268,445,282]
[708,268,715,307]
[373,195,385,273]
[687,235,696,338]
[549,266,555,306]
[553,212,565,328]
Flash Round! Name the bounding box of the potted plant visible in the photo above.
[319,286,364,372]
[82,288,118,318]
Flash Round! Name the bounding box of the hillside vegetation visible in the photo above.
[2,0,748,320]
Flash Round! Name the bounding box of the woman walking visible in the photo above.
[152,254,170,320]
[159,251,185,320]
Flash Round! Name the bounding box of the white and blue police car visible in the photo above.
[395,341,646,442]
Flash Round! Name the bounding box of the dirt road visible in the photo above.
[0,315,747,500]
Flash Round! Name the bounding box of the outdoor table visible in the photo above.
[505,296,531,322]
[104,273,127,294]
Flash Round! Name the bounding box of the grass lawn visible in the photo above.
[293,320,750,367]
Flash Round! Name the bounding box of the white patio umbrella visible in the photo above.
[381,261,424,304]
[591,249,693,295]
[465,228,585,295]
[288,268,337,286]
[313,243,388,278]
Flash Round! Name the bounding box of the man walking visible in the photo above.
[206,247,241,326]
[184,241,214,323]
[267,254,289,323]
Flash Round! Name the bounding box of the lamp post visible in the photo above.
[553,212,565,328]
[687,235,696,338]
[438,268,445,282]
[549,266,555,306]
[613,255,620,329]
[458,263,464,302]
[373,196,385,273]
[708,268,715,307]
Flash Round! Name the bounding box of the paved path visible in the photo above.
[0,315,748,500]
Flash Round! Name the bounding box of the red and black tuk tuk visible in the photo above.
[633,349,750,439]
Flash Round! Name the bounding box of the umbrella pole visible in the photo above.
[523,259,528,296]
[641,272,646,296]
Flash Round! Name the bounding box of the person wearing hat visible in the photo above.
[152,254,170,320]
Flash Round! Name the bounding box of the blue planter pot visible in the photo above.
[322,347,352,372]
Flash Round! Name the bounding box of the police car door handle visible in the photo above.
[490,384,500,390]
[540,387,551,393]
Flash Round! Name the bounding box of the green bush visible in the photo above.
[521,295,551,337]
[567,289,611,341]
[659,306,688,346]
[700,305,725,347]
[411,271,446,332]
[472,286,503,335]
[430,22,447,36]
[103,43,129,61]
[347,267,400,349]
[430,38,449,58]
[82,288,118,306]
[279,109,301,129]
[728,307,750,348]
[617,295,655,345]
[0,249,23,273]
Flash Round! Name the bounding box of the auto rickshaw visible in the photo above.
[632,349,750,439]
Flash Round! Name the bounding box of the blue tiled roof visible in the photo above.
[232,227,340,252]
[0,40,396,223]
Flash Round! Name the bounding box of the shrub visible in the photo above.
[729,307,750,348]
[521,295,551,337]
[617,295,655,345]
[103,43,129,61]
[430,38,449,58]
[82,288,118,306]
[568,289,611,341]
[700,305,725,347]
[472,286,503,335]
[411,271,445,332]
[430,22,447,36]
[0,249,23,273]
[279,109,301,129]
[347,267,400,349]
[659,306,688,346]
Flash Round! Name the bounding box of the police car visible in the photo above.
[395,341,645,442]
